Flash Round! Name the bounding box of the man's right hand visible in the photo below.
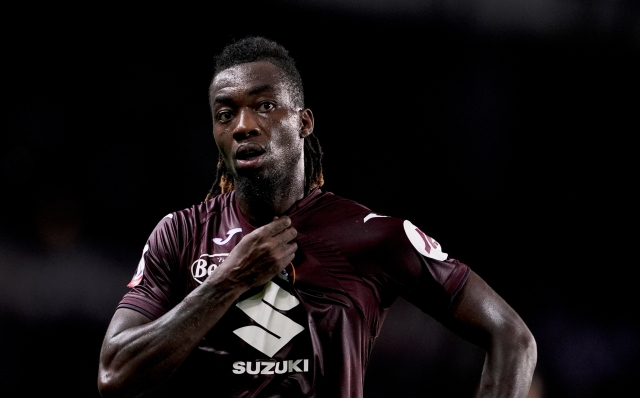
[98,216,297,398]
[209,215,298,289]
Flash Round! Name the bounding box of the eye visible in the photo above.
[257,102,275,112]
[216,110,234,123]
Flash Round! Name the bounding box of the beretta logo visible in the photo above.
[191,253,229,284]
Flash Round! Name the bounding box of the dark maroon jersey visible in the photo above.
[118,189,470,397]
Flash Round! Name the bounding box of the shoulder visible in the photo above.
[295,190,406,247]
[315,193,441,246]
[144,192,236,247]
[301,190,450,257]
[161,192,235,227]
[298,190,375,220]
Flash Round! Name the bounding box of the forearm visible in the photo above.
[98,216,297,398]
[443,271,538,398]
[474,326,537,398]
[98,279,245,398]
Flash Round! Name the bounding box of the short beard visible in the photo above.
[233,155,305,210]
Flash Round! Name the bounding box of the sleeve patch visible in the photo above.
[403,220,448,261]
[127,244,149,288]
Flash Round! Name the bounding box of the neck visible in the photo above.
[234,171,306,227]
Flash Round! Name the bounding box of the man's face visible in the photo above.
[209,61,312,182]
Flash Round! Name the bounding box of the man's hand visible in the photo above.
[211,216,297,289]
[97,216,298,398]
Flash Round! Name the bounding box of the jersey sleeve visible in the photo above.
[117,213,182,320]
[365,216,471,316]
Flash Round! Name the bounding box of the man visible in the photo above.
[97,36,537,398]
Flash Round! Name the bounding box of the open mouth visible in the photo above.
[235,143,266,166]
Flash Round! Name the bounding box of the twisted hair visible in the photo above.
[205,36,325,201]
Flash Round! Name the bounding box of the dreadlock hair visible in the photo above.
[205,36,324,201]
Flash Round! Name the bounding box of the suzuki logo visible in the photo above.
[234,281,304,357]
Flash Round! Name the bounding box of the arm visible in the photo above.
[440,271,537,398]
[97,216,297,398]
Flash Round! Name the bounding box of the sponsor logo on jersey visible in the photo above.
[364,213,388,223]
[127,244,149,288]
[403,220,448,261]
[191,253,229,284]
[232,359,309,375]
[234,281,305,357]
[213,227,242,245]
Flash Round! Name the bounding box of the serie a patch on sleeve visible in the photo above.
[403,220,448,261]
[127,244,149,288]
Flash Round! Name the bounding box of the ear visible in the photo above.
[299,108,314,138]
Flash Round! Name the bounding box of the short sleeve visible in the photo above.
[372,217,471,317]
[117,213,181,320]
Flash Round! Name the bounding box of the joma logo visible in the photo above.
[213,228,242,245]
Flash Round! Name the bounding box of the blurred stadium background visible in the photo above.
[2,1,638,396]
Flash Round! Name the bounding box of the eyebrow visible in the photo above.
[211,84,276,106]
[248,84,274,96]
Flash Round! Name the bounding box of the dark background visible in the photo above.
[1,1,638,397]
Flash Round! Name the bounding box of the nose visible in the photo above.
[232,108,260,141]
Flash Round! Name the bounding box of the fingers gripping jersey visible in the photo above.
[118,189,470,397]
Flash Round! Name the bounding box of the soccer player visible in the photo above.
[97,36,537,398]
